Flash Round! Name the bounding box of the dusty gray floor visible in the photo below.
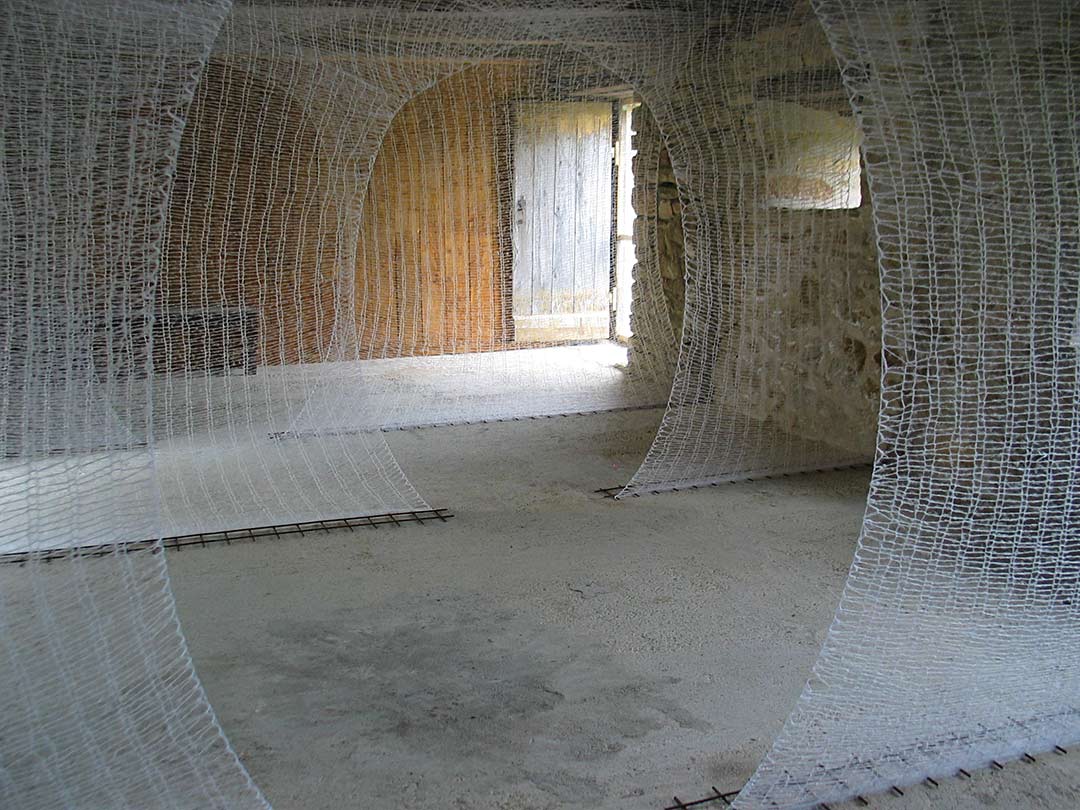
[168,409,1080,810]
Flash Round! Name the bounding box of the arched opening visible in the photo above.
[151,3,886,807]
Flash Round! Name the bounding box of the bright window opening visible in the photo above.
[756,101,863,210]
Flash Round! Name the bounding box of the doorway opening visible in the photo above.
[511,100,618,345]
[335,75,667,431]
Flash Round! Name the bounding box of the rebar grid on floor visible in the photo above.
[665,744,1072,810]
[595,462,874,500]
[664,786,741,809]
[0,508,454,565]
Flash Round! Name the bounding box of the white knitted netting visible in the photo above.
[0,0,267,806]
[141,0,688,541]
[165,0,872,513]
[3,0,696,556]
[0,0,880,552]
[736,0,1080,806]
[612,0,882,498]
[3,0,1078,808]
[170,1,678,457]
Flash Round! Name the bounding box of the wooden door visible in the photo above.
[512,102,613,343]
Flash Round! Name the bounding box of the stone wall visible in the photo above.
[630,3,883,456]
[624,105,679,381]
[631,106,686,340]
[654,147,686,338]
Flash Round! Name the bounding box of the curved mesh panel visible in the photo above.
[613,1,880,497]
[0,1,267,807]
[737,1,1080,806]
[4,2,1078,808]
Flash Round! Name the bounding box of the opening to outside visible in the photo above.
[758,102,862,210]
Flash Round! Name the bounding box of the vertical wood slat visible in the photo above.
[553,105,578,315]
[356,67,511,356]
[512,101,613,339]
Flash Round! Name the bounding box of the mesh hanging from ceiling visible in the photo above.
[1,0,881,551]
[0,1,267,806]
[179,0,877,510]
[196,2,678,442]
[274,0,878,496]
[613,0,882,497]
[144,0,685,539]
[4,1,1078,809]
[737,0,1080,806]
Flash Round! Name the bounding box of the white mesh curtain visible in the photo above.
[738,0,1080,806]
[1,0,877,553]
[608,0,881,498]
[2,1,1079,808]
[0,0,266,807]
[135,0,680,540]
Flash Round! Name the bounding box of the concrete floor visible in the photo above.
[169,409,1080,810]
[285,341,666,433]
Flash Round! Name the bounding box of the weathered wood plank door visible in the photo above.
[512,102,613,343]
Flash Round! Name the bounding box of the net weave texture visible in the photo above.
[0,1,268,806]
[737,0,1080,806]
[614,0,881,497]
[2,1,1079,809]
